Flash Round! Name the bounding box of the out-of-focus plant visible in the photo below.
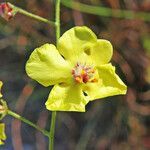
[61,0,150,22]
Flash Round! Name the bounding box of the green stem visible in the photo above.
[49,111,57,150]
[55,0,61,44]
[8,3,56,26]
[61,0,150,22]
[7,110,49,137]
[49,0,60,150]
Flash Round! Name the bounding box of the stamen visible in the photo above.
[72,63,97,83]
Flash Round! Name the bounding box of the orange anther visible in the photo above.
[75,77,82,83]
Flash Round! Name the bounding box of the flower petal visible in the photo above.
[0,123,6,145]
[83,64,127,100]
[0,81,3,98]
[45,83,89,112]
[91,39,113,65]
[26,44,72,87]
[57,26,97,62]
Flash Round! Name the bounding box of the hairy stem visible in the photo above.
[8,3,56,26]
[49,0,60,150]
[7,110,49,137]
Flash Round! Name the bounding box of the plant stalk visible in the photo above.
[49,0,60,150]
[8,3,56,26]
[49,111,57,150]
[7,110,49,137]
[55,0,61,44]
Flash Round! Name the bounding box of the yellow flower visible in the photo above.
[26,26,127,112]
[0,123,6,145]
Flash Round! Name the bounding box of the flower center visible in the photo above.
[72,63,97,83]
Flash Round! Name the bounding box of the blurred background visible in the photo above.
[0,0,150,149]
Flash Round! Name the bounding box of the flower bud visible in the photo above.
[0,123,6,145]
[0,3,14,21]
